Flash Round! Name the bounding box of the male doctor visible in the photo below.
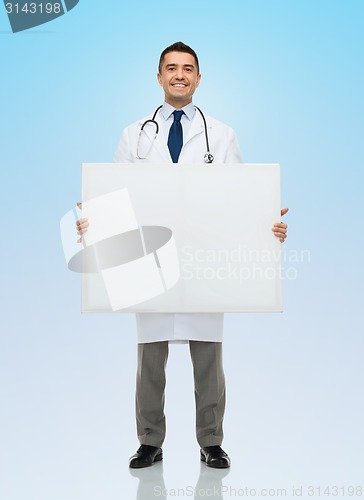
[77,42,288,469]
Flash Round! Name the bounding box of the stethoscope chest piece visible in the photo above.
[204,152,214,164]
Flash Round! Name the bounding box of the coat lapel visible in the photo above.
[138,118,171,162]
[182,111,206,148]
[179,109,212,162]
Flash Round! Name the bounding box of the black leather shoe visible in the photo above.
[129,445,163,468]
[200,446,231,468]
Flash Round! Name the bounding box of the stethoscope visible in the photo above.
[136,105,215,163]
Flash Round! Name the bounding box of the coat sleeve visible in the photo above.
[113,127,134,163]
[225,126,243,163]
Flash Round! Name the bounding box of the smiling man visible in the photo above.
[158,50,201,106]
[77,41,288,469]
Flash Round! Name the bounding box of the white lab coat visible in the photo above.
[114,107,243,343]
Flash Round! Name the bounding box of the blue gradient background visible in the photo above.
[1,1,363,499]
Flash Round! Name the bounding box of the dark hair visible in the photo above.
[158,41,200,73]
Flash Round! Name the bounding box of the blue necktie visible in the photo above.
[168,110,184,163]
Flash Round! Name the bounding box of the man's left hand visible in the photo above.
[272,207,289,243]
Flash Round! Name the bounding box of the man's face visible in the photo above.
[157,51,201,108]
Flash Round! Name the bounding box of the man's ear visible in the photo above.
[157,73,162,86]
[196,73,202,88]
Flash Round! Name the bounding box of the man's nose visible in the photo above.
[175,68,184,79]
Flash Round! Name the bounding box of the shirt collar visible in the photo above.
[160,102,196,121]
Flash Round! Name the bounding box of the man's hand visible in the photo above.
[272,207,289,243]
[75,201,89,243]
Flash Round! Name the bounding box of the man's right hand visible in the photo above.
[76,201,89,243]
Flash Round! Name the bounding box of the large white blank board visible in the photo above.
[81,163,282,313]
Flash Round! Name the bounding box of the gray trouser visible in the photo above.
[135,340,226,448]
